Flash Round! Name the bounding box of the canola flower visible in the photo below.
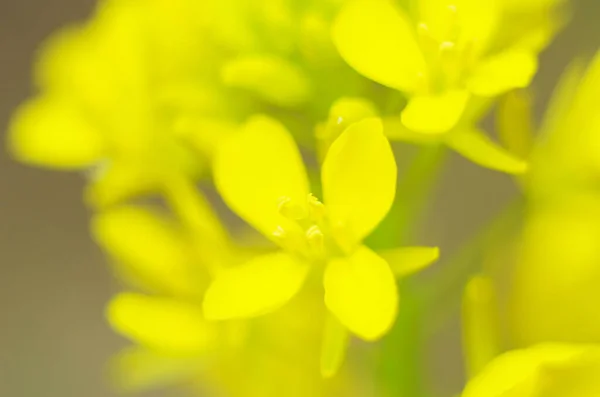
[94,202,357,397]
[495,51,600,347]
[7,0,600,395]
[204,116,438,344]
[331,0,564,173]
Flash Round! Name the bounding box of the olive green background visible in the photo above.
[0,1,598,396]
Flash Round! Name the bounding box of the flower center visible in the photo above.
[272,194,349,262]
[416,4,478,94]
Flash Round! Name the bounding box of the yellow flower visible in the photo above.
[204,115,438,342]
[461,343,600,397]
[333,0,562,134]
[95,204,357,395]
[7,0,226,208]
[331,0,563,173]
[494,53,600,346]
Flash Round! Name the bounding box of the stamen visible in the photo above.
[278,196,307,220]
[306,225,324,253]
[307,193,326,220]
[272,225,287,239]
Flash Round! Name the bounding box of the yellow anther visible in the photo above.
[272,225,287,239]
[277,196,307,220]
[439,41,456,52]
[307,193,326,220]
[306,225,324,253]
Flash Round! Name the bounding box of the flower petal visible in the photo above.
[110,347,203,393]
[107,293,217,355]
[8,96,105,169]
[468,51,538,97]
[214,115,310,240]
[324,246,398,341]
[378,246,439,278]
[462,344,600,397]
[222,56,311,107]
[203,252,309,320]
[401,90,470,134]
[320,315,349,379]
[332,0,425,93]
[445,128,529,174]
[92,206,200,296]
[322,118,396,248]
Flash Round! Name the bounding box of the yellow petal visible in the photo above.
[332,0,425,92]
[92,206,199,297]
[110,347,203,393]
[8,96,105,169]
[468,52,538,97]
[222,56,311,107]
[445,128,529,174]
[322,118,396,248]
[85,160,159,209]
[316,97,380,161]
[324,246,398,341]
[462,344,600,397]
[320,315,349,379]
[401,90,470,134]
[214,115,310,240]
[203,252,309,320]
[107,293,217,355]
[174,117,238,162]
[378,246,439,278]
[462,276,501,379]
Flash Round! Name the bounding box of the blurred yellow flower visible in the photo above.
[461,343,600,397]
[204,115,438,344]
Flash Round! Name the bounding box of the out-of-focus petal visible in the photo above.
[324,246,398,341]
[378,246,439,278]
[462,344,600,397]
[445,128,528,174]
[222,56,311,107]
[320,315,349,378]
[92,206,199,296]
[468,52,538,97]
[107,293,217,355]
[332,0,425,93]
[322,118,396,248]
[8,96,105,169]
[203,252,309,320]
[214,115,310,240]
[401,90,470,134]
[110,347,203,393]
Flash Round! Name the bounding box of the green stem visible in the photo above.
[372,145,446,397]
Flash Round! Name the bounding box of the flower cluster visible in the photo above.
[7,0,600,396]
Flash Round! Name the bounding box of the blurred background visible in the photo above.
[0,1,599,396]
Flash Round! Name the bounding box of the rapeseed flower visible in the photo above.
[461,343,600,397]
[332,0,563,172]
[204,115,438,344]
[95,201,359,396]
[495,52,600,346]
